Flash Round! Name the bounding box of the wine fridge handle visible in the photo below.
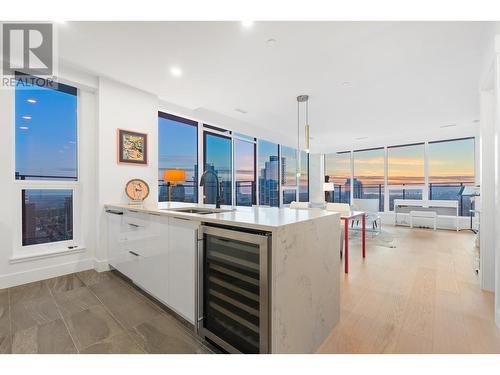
[195,231,204,334]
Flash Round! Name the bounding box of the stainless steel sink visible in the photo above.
[163,207,235,215]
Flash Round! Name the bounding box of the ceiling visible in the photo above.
[58,21,494,152]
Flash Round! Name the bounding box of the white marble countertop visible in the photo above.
[104,202,338,231]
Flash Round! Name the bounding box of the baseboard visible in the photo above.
[93,258,110,272]
[0,258,95,289]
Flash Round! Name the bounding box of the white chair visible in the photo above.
[289,201,309,209]
[351,198,381,233]
[325,203,351,255]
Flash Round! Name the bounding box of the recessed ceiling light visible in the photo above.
[27,98,37,104]
[355,136,368,140]
[19,126,29,130]
[235,108,248,114]
[21,115,32,120]
[170,66,182,77]
[266,38,277,47]
[440,123,456,128]
[241,21,254,28]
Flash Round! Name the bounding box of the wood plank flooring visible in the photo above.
[318,226,500,354]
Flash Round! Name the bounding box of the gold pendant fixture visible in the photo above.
[296,94,310,177]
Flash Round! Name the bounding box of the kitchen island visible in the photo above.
[104,202,340,354]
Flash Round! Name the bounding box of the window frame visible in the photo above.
[325,138,476,216]
[158,111,199,203]
[12,74,82,258]
[233,135,257,206]
[202,130,233,206]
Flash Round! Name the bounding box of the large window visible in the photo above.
[353,148,384,211]
[325,152,351,203]
[234,137,256,206]
[16,77,77,181]
[158,112,198,203]
[204,132,232,205]
[15,74,78,248]
[281,146,298,204]
[388,143,424,210]
[258,140,279,207]
[428,138,475,215]
[22,189,73,246]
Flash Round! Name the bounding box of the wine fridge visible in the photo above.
[196,224,270,354]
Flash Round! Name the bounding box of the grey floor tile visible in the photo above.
[9,280,51,305]
[12,319,76,354]
[10,296,60,333]
[64,304,124,350]
[90,278,162,329]
[46,274,85,294]
[0,289,10,336]
[131,313,211,354]
[81,332,145,354]
[0,334,11,354]
[76,270,116,287]
[53,286,101,317]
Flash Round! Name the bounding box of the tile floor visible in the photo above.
[0,270,214,354]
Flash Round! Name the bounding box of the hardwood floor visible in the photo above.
[318,225,500,354]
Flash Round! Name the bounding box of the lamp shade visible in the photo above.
[164,169,186,184]
[323,182,335,191]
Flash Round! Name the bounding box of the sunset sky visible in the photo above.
[326,138,475,187]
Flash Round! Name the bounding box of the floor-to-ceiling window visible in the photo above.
[158,112,198,203]
[281,146,298,204]
[203,131,232,205]
[388,143,425,210]
[428,138,475,216]
[353,148,384,211]
[15,73,78,248]
[299,150,309,202]
[234,136,256,206]
[257,140,279,207]
[324,152,351,203]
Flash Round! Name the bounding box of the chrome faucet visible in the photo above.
[199,170,222,208]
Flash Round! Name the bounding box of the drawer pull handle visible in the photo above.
[128,223,140,227]
[106,210,123,215]
[129,251,139,257]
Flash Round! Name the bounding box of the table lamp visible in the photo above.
[164,169,186,201]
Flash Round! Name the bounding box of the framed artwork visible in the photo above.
[117,129,148,165]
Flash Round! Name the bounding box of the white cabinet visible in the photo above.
[132,213,169,305]
[106,209,139,280]
[106,209,198,324]
[168,217,198,323]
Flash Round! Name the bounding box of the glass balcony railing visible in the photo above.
[235,180,255,206]
[429,182,474,217]
[326,182,474,216]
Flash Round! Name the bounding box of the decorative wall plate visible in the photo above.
[125,179,150,202]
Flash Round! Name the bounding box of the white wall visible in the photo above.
[0,75,98,288]
[309,153,324,204]
[494,36,500,328]
[95,77,159,267]
[479,89,496,292]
